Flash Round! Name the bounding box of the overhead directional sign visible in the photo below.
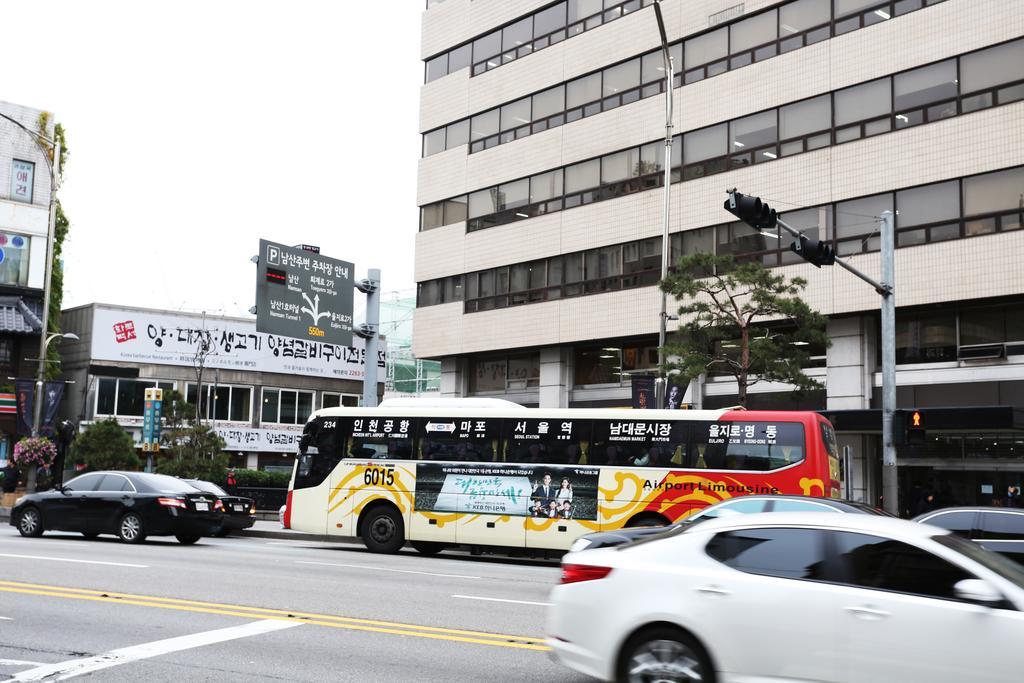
[255,239,355,346]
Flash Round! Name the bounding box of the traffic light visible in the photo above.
[790,233,836,268]
[893,409,926,447]
[907,409,926,446]
[724,191,777,231]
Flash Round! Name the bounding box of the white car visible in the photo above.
[547,513,1024,682]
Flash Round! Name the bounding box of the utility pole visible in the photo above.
[356,269,381,407]
[652,0,674,410]
[725,191,897,514]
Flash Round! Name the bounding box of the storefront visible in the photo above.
[823,406,1024,511]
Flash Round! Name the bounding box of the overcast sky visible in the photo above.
[4,1,423,318]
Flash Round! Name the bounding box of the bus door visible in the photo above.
[412,417,507,547]
[507,418,599,550]
[332,416,416,537]
[590,418,691,528]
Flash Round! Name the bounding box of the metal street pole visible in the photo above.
[653,0,674,410]
[27,137,61,494]
[880,211,897,515]
[357,269,381,407]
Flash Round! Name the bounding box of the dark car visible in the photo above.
[183,479,255,536]
[10,471,223,545]
[914,507,1024,564]
[569,495,891,552]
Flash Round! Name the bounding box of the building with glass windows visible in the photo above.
[413,0,1024,506]
[58,303,383,471]
[0,100,58,462]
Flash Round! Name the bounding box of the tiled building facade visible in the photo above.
[413,0,1024,505]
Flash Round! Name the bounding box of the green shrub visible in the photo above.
[234,468,291,488]
[72,419,142,472]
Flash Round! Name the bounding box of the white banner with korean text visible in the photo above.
[90,306,385,380]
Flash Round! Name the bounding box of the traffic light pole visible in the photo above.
[779,210,897,513]
[879,211,897,516]
[726,190,897,513]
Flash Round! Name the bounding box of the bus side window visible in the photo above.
[344,416,416,460]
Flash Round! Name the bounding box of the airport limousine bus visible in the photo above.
[285,399,840,554]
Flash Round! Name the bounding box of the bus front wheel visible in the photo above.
[360,505,405,554]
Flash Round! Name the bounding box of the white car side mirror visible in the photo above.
[954,579,1003,606]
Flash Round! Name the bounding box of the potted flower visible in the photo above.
[12,436,57,470]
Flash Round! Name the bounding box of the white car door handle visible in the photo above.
[695,585,731,597]
[845,605,890,619]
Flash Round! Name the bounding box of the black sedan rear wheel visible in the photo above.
[17,506,44,537]
[175,534,201,545]
[117,512,146,544]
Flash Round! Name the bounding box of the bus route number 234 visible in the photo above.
[363,466,395,487]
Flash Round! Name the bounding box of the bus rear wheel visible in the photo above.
[361,505,404,554]
[411,541,445,556]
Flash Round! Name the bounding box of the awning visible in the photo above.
[0,296,42,334]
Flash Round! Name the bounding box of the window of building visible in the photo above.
[835,193,893,255]
[10,160,34,203]
[834,77,892,142]
[778,94,831,155]
[261,388,314,425]
[894,59,958,127]
[566,72,602,113]
[0,338,11,368]
[186,383,252,422]
[729,9,777,68]
[95,379,175,418]
[0,232,31,286]
[500,98,532,141]
[446,119,469,149]
[683,123,727,178]
[684,27,727,82]
[321,392,360,409]
[896,180,960,245]
[962,167,1024,235]
[779,0,831,52]
[729,110,778,166]
[896,311,957,363]
[469,354,539,392]
[960,38,1024,113]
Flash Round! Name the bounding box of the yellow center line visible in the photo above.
[0,580,550,652]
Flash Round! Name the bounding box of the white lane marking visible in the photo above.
[451,594,551,607]
[0,616,12,620]
[0,659,43,666]
[295,560,481,580]
[9,619,302,681]
[0,553,147,569]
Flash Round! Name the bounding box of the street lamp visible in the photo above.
[24,333,78,492]
[652,0,674,410]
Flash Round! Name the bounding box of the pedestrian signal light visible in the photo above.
[724,190,777,231]
[911,410,922,428]
[790,234,836,268]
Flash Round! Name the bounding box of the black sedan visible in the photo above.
[569,494,890,552]
[183,479,255,536]
[10,471,223,545]
[914,506,1024,564]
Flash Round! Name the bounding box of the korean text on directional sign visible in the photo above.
[142,388,163,452]
[255,239,355,346]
